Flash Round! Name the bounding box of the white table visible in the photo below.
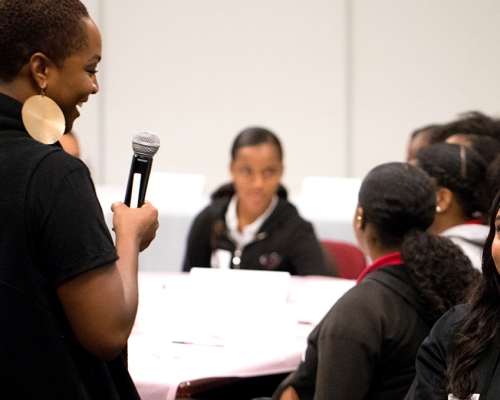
[127,272,356,400]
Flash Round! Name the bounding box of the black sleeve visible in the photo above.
[182,205,215,271]
[287,220,328,276]
[406,306,465,400]
[272,324,320,400]
[28,151,118,287]
[275,285,383,400]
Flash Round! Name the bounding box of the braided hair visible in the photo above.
[359,162,480,323]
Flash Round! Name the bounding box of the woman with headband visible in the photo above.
[413,142,490,270]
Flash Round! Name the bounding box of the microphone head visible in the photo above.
[132,131,160,157]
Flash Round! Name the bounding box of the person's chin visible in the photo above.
[64,111,79,133]
[64,121,74,134]
[247,197,269,214]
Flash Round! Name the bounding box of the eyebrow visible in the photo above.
[495,216,500,222]
[88,55,101,62]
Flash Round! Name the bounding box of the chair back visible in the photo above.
[298,176,361,221]
[320,240,367,280]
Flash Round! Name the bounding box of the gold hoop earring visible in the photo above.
[22,89,65,144]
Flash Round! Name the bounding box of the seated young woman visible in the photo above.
[407,189,500,399]
[182,126,328,276]
[413,142,490,270]
[272,162,480,400]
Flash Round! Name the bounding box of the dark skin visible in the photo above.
[0,17,159,361]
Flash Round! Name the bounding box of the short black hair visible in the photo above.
[211,126,286,200]
[0,0,89,82]
[231,126,283,161]
[434,111,500,142]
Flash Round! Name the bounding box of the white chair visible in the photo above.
[145,172,206,213]
[298,176,361,221]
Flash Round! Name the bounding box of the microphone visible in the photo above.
[124,131,160,207]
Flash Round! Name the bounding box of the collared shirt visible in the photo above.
[356,252,403,283]
[225,194,278,250]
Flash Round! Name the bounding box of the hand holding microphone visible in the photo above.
[124,131,160,207]
[112,131,160,252]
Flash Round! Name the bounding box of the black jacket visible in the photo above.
[273,265,435,400]
[407,304,500,400]
[182,195,327,275]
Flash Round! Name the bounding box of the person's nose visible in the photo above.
[92,77,99,94]
[252,172,264,188]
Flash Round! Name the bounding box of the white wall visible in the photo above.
[77,0,500,196]
[350,0,500,177]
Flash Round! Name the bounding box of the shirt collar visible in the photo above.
[226,194,278,250]
[356,252,403,283]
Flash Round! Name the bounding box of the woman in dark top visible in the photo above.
[273,162,480,400]
[0,1,158,398]
[183,126,328,276]
[407,189,500,400]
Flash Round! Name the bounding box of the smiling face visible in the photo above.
[45,17,102,133]
[230,143,283,218]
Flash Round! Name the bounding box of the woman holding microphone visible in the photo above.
[0,1,158,398]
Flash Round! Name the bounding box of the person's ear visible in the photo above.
[28,52,54,90]
[229,160,236,179]
[278,162,284,179]
[436,187,453,213]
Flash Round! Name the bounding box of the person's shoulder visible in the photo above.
[434,304,469,332]
[441,223,489,242]
[272,198,314,228]
[341,266,415,314]
[192,195,229,223]
[324,280,384,318]
[38,145,88,174]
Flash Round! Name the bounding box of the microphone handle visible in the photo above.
[124,155,153,207]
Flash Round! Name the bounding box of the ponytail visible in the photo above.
[401,230,480,322]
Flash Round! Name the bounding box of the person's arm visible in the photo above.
[406,307,461,400]
[280,387,300,400]
[312,286,385,400]
[273,324,321,400]
[56,201,158,361]
[29,153,158,361]
[288,221,328,276]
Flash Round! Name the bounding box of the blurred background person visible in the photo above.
[273,162,479,400]
[407,189,500,400]
[183,126,330,276]
[436,111,500,143]
[406,124,442,162]
[406,111,500,166]
[414,143,490,270]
